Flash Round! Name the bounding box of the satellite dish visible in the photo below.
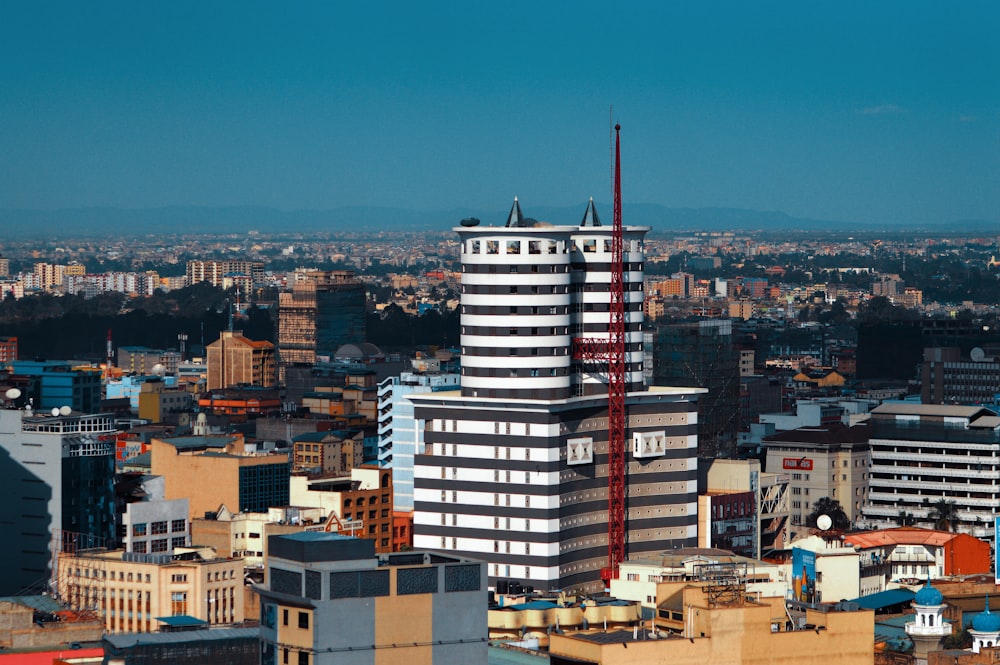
[971,347,986,362]
[59,405,72,416]
[460,217,481,227]
[817,514,833,531]
[151,363,166,377]
[5,388,20,400]
[50,407,60,417]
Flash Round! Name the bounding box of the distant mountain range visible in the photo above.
[0,205,995,238]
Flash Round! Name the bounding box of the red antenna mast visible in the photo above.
[573,124,627,583]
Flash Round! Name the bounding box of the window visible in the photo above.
[298,651,309,665]
[171,519,186,532]
[283,609,289,626]
[134,541,147,554]
[170,592,187,616]
[151,521,168,535]
[151,539,169,552]
[132,523,147,537]
[171,574,188,583]
[172,537,186,549]
[298,612,309,629]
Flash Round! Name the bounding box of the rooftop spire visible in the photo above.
[505,197,525,227]
[580,197,602,227]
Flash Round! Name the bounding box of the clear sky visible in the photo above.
[1,2,997,225]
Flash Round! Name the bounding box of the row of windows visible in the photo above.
[132,519,186,537]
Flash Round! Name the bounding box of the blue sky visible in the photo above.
[1,2,998,225]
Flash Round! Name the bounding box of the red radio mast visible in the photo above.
[574,124,627,583]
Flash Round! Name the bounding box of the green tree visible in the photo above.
[806,497,851,530]
[930,499,960,532]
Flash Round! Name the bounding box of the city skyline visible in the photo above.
[1,2,998,228]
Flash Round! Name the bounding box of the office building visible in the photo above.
[9,360,102,413]
[861,403,1000,537]
[117,346,182,376]
[377,358,461,511]
[411,200,702,593]
[56,545,244,633]
[186,259,264,289]
[0,336,17,363]
[763,422,870,532]
[150,434,290,520]
[649,319,740,457]
[277,270,366,380]
[206,330,277,391]
[0,407,116,595]
[257,532,487,665]
[921,346,1000,406]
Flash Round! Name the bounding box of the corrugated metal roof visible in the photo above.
[104,626,260,648]
[850,588,915,609]
[872,403,994,418]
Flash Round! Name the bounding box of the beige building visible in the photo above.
[150,434,290,521]
[763,422,870,534]
[699,458,790,557]
[191,504,325,569]
[548,583,874,665]
[206,330,276,391]
[57,546,244,634]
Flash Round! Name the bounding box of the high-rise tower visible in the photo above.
[411,200,703,593]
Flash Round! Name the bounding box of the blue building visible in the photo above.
[9,360,103,413]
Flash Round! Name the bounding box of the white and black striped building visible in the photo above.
[411,201,702,593]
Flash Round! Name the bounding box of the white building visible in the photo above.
[376,359,460,512]
[861,403,1000,537]
[411,200,703,594]
[121,498,189,555]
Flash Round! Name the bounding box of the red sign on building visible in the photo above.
[783,458,813,471]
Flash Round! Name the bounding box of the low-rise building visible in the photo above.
[257,532,487,665]
[57,546,244,634]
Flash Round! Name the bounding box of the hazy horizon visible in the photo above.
[2,2,998,227]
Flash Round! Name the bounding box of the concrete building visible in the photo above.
[648,319,740,458]
[191,504,325,569]
[257,532,487,665]
[277,270,366,380]
[698,458,790,558]
[117,346,182,376]
[0,407,117,595]
[186,259,264,289]
[922,346,1000,406]
[0,595,103,652]
[0,336,17,363]
[137,378,193,423]
[291,430,364,476]
[411,201,702,594]
[843,526,991,582]
[861,403,1000,537]
[547,586,874,665]
[376,358,461,511]
[57,546,244,633]
[121,498,190,555]
[288,466,396,554]
[9,360,103,413]
[150,434,290,521]
[763,421,870,532]
[610,548,788,610]
[206,330,276,391]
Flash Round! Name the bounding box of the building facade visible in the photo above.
[411,201,702,594]
[206,330,277,391]
[257,532,487,665]
[277,271,366,379]
[57,547,244,633]
[763,422,870,532]
[0,407,116,595]
[861,403,1000,537]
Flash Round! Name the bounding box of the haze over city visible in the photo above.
[2,2,998,228]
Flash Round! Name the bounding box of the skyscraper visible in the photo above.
[277,270,366,381]
[411,200,702,593]
[0,406,116,595]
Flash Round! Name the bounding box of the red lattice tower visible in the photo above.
[573,124,626,583]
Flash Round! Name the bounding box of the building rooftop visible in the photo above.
[104,625,260,648]
[158,436,235,450]
[871,403,995,419]
[844,526,968,549]
[763,422,870,446]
